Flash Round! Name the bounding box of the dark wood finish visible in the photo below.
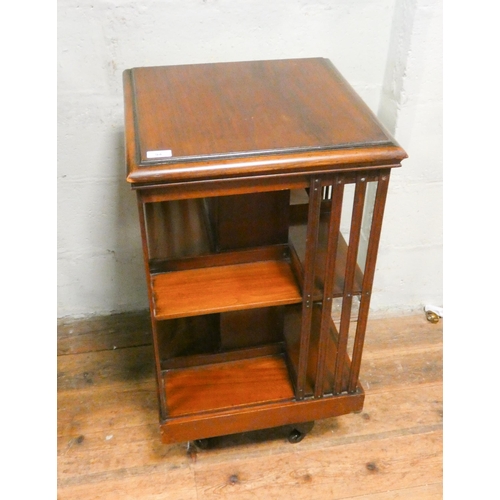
[123,58,406,445]
[282,304,313,396]
[150,244,289,274]
[334,174,368,394]
[124,59,406,185]
[315,176,345,398]
[289,199,365,298]
[161,343,284,371]
[137,167,396,203]
[136,197,167,420]
[348,172,391,392]
[220,307,284,350]
[144,199,213,260]
[296,178,322,399]
[156,314,220,362]
[131,59,389,162]
[206,190,290,251]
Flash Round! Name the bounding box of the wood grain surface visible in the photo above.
[130,59,392,163]
[152,260,302,320]
[123,59,407,185]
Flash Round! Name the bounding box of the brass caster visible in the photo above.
[425,311,440,324]
[424,305,442,324]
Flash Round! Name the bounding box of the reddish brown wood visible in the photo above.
[348,172,391,392]
[160,387,364,444]
[220,307,284,350]
[151,260,302,320]
[136,195,167,420]
[206,191,290,251]
[123,59,406,185]
[282,303,325,398]
[289,215,364,299]
[315,177,345,398]
[136,167,397,203]
[296,178,322,399]
[149,244,289,274]
[144,199,213,260]
[123,58,406,444]
[161,343,284,371]
[156,314,220,363]
[334,174,367,394]
[130,59,388,161]
[164,355,294,418]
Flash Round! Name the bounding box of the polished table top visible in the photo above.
[123,58,406,185]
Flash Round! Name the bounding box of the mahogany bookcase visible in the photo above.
[123,58,407,445]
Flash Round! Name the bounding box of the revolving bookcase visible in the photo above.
[123,58,407,444]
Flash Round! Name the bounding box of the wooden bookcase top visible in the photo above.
[123,58,406,185]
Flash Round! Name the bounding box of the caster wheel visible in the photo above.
[288,428,306,443]
[193,438,211,450]
[287,421,314,444]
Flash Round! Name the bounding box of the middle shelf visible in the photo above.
[152,258,302,320]
[145,187,367,321]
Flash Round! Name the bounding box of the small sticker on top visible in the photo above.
[146,149,173,159]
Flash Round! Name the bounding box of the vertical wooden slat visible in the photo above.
[348,171,391,392]
[314,177,344,398]
[296,178,322,400]
[137,195,168,420]
[333,174,367,394]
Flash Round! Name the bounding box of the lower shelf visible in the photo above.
[164,354,295,418]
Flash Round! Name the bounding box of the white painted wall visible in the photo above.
[57,0,442,318]
[372,0,443,314]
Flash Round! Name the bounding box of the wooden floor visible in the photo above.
[57,313,443,499]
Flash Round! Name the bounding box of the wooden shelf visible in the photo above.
[164,354,295,417]
[152,260,302,320]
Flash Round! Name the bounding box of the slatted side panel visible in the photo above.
[333,174,367,394]
[348,171,391,392]
[312,169,391,397]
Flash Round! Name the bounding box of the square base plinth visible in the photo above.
[159,355,364,444]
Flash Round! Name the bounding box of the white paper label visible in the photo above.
[146,149,173,159]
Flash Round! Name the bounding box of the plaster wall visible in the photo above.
[372,0,443,314]
[57,0,442,318]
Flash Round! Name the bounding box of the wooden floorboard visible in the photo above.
[57,313,443,499]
